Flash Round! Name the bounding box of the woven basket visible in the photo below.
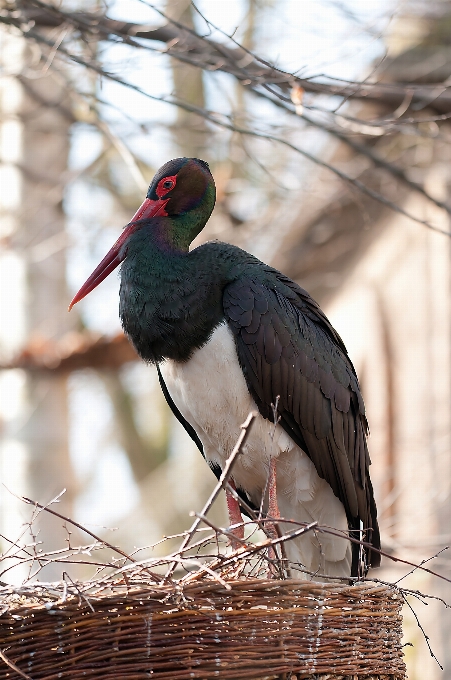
[0,578,405,680]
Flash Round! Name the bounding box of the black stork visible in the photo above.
[70,157,380,578]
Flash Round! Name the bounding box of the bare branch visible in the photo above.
[3,3,450,234]
[402,593,444,669]
[7,1,451,112]
[0,332,137,373]
[0,650,33,680]
[19,495,161,582]
[165,411,256,579]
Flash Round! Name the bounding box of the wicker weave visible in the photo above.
[0,578,405,680]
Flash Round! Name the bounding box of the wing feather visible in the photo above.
[224,275,380,573]
[306,378,317,434]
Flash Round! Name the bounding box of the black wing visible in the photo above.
[156,364,258,517]
[157,364,204,453]
[223,274,380,572]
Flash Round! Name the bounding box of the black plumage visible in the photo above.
[69,157,381,577]
[223,273,380,570]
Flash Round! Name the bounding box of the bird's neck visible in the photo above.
[163,183,216,251]
[119,226,234,363]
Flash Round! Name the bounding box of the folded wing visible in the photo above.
[223,273,380,574]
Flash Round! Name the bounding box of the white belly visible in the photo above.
[160,322,351,577]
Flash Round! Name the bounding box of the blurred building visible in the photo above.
[263,16,451,678]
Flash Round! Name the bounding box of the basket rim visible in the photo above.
[0,577,402,617]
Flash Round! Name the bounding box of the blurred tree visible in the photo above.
[0,27,78,579]
[166,0,207,158]
[1,3,451,674]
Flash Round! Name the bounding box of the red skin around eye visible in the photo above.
[156,175,177,198]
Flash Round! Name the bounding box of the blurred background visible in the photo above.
[1,0,451,677]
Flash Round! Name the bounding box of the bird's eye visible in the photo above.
[156,174,177,198]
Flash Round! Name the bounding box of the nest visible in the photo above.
[0,577,405,680]
[0,417,413,679]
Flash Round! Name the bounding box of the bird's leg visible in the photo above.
[268,457,281,520]
[267,457,282,575]
[226,480,244,549]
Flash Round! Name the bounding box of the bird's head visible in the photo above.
[68,157,215,310]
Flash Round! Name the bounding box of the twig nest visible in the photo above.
[0,577,405,679]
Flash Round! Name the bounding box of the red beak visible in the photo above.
[68,197,168,311]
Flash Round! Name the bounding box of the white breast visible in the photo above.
[160,322,351,577]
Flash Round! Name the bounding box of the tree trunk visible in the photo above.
[0,29,75,581]
[166,0,207,158]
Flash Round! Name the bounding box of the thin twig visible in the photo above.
[23,0,451,219]
[19,495,161,582]
[7,22,451,236]
[255,86,451,218]
[187,514,318,582]
[271,517,451,585]
[0,649,33,680]
[394,546,449,585]
[9,2,451,111]
[62,572,95,612]
[402,592,444,670]
[164,411,256,579]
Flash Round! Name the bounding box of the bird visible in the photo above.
[69,157,380,579]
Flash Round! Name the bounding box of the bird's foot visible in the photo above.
[226,482,244,550]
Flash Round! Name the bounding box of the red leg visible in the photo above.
[268,457,281,525]
[226,480,244,549]
[267,457,281,574]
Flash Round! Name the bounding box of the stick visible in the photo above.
[19,496,161,583]
[183,514,318,582]
[0,649,33,680]
[164,411,256,579]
